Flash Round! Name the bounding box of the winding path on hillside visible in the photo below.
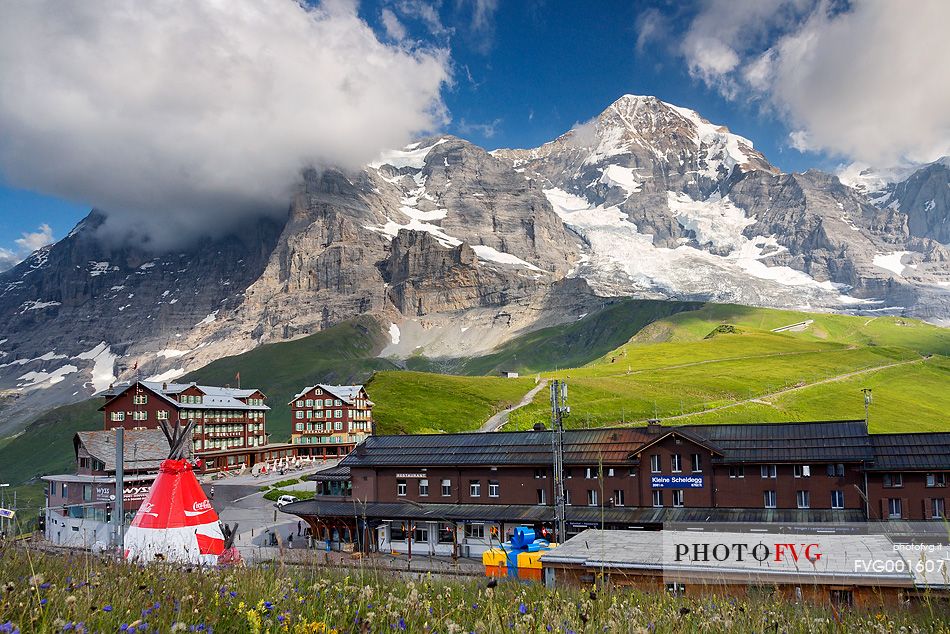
[480,379,549,432]
[598,348,825,378]
[619,355,929,426]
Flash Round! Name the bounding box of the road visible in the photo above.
[479,379,548,432]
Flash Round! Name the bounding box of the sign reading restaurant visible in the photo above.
[651,474,704,489]
[396,473,427,479]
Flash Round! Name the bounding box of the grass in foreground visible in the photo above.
[2,549,947,633]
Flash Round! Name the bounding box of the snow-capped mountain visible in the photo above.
[0,94,947,431]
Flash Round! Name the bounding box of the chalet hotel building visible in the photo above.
[288,384,374,458]
[282,420,950,557]
[99,381,294,471]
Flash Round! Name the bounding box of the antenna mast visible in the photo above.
[550,380,569,542]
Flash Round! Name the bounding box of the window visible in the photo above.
[334,421,343,431]
[132,411,148,421]
[295,411,304,419]
[729,466,744,479]
[587,490,598,506]
[464,523,485,539]
[887,498,902,519]
[826,463,845,477]
[671,454,682,473]
[156,410,169,420]
[295,400,304,407]
[335,409,342,418]
[537,489,547,505]
[831,490,845,509]
[613,490,625,507]
[133,394,147,405]
[396,480,407,497]
[315,399,323,407]
[413,526,428,543]
[883,473,903,488]
[419,479,429,496]
[607,468,614,477]
[926,473,946,488]
[565,468,573,479]
[764,490,777,509]
[49,482,56,496]
[796,490,810,509]
[585,467,596,479]
[110,411,125,422]
[932,498,945,519]
[830,589,853,608]
[666,583,686,598]
[691,453,702,472]
[441,479,451,496]
[470,480,481,497]
[62,483,68,496]
[488,480,500,498]
[672,490,684,507]
[438,523,454,544]
[650,455,661,473]
[82,485,92,502]
[793,465,811,478]
[534,468,547,479]
[295,423,304,431]
[761,465,777,479]
[652,490,663,507]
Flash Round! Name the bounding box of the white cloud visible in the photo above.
[381,8,407,41]
[677,0,950,166]
[15,223,54,252]
[0,223,55,272]
[0,0,451,250]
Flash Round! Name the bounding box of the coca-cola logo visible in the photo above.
[193,500,212,512]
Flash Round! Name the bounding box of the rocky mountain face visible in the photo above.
[1,94,947,432]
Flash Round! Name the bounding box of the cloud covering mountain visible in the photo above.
[0,0,450,250]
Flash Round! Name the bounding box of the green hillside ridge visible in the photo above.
[506,305,950,431]
[405,298,702,375]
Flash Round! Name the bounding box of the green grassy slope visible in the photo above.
[507,306,950,432]
[367,371,536,434]
[406,299,702,375]
[183,316,399,440]
[0,398,101,487]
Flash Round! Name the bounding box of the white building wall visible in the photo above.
[378,521,499,559]
[45,511,116,550]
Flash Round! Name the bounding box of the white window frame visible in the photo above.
[470,480,480,497]
[396,480,407,497]
[652,490,663,508]
[831,490,844,509]
[671,454,682,473]
[587,489,598,506]
[764,490,777,509]
[650,455,661,473]
[419,479,429,496]
[488,480,500,498]
[796,490,810,509]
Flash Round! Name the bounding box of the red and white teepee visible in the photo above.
[124,423,224,565]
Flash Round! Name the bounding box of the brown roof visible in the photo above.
[74,429,187,472]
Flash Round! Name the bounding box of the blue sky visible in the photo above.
[4,0,941,264]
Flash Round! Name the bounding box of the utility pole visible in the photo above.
[114,427,125,557]
[550,380,569,543]
[861,388,873,425]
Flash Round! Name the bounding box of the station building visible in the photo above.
[281,420,950,557]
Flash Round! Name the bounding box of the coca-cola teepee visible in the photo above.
[124,421,225,565]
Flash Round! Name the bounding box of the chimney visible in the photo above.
[647,419,662,434]
[532,422,546,432]
[162,382,168,391]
